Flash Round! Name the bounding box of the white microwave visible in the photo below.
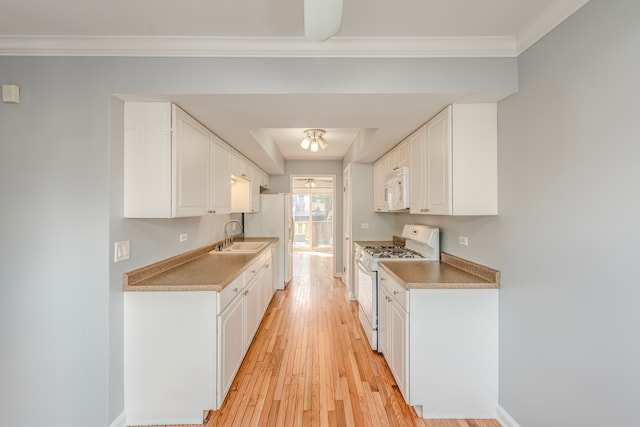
[385,166,410,211]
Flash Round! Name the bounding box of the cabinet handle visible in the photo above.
[233,287,238,292]
[393,290,399,295]
[251,270,256,274]
[264,264,269,268]
[380,277,385,281]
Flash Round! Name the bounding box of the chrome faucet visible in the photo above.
[223,219,243,249]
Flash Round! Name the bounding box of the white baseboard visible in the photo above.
[108,411,126,427]
[496,405,521,427]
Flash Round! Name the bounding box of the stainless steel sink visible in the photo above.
[211,241,269,254]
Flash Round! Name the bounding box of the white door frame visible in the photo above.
[290,174,337,275]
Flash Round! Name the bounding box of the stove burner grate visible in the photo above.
[362,246,425,259]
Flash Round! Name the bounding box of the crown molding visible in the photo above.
[0,0,590,58]
[516,0,591,54]
[0,35,518,58]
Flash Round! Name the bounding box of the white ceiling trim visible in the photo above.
[0,35,519,58]
[0,1,590,58]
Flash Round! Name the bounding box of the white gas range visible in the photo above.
[355,224,440,350]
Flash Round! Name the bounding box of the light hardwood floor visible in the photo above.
[139,252,500,427]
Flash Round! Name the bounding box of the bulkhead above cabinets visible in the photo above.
[123,101,268,218]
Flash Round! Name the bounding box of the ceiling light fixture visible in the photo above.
[300,129,328,152]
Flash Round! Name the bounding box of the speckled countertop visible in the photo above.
[123,237,279,292]
[378,252,500,290]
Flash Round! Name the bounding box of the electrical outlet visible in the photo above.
[180,233,188,242]
[114,240,130,262]
[360,223,369,229]
[458,236,469,246]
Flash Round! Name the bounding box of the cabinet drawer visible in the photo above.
[243,253,266,284]
[379,270,409,312]
[218,276,244,315]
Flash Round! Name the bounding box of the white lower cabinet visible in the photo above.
[125,245,276,425]
[378,271,409,400]
[124,291,217,426]
[259,255,274,318]
[378,268,498,419]
[243,272,262,349]
[218,288,245,403]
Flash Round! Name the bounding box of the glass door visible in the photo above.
[292,177,334,253]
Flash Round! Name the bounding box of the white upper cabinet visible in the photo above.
[173,107,211,217]
[260,169,270,189]
[249,163,261,213]
[373,140,408,212]
[231,152,251,180]
[388,140,408,172]
[124,102,210,218]
[412,104,498,216]
[209,136,232,215]
[124,101,268,217]
[408,126,427,214]
[373,158,388,212]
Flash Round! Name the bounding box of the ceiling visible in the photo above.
[0,0,589,173]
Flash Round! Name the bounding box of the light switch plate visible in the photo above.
[180,233,188,242]
[458,236,469,246]
[114,240,130,262]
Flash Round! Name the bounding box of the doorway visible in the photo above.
[291,176,335,256]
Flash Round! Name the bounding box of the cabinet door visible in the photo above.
[409,126,427,214]
[425,106,452,215]
[244,273,262,347]
[250,164,260,213]
[393,140,409,169]
[378,285,391,356]
[260,256,274,317]
[172,105,210,217]
[389,299,409,401]
[260,170,270,189]
[373,159,388,212]
[231,153,250,179]
[218,294,245,402]
[210,137,232,215]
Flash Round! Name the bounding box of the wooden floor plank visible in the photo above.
[133,252,500,427]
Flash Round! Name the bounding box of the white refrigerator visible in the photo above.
[244,193,293,290]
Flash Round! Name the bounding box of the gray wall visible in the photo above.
[395,1,640,425]
[347,163,395,242]
[342,162,396,294]
[0,58,112,426]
